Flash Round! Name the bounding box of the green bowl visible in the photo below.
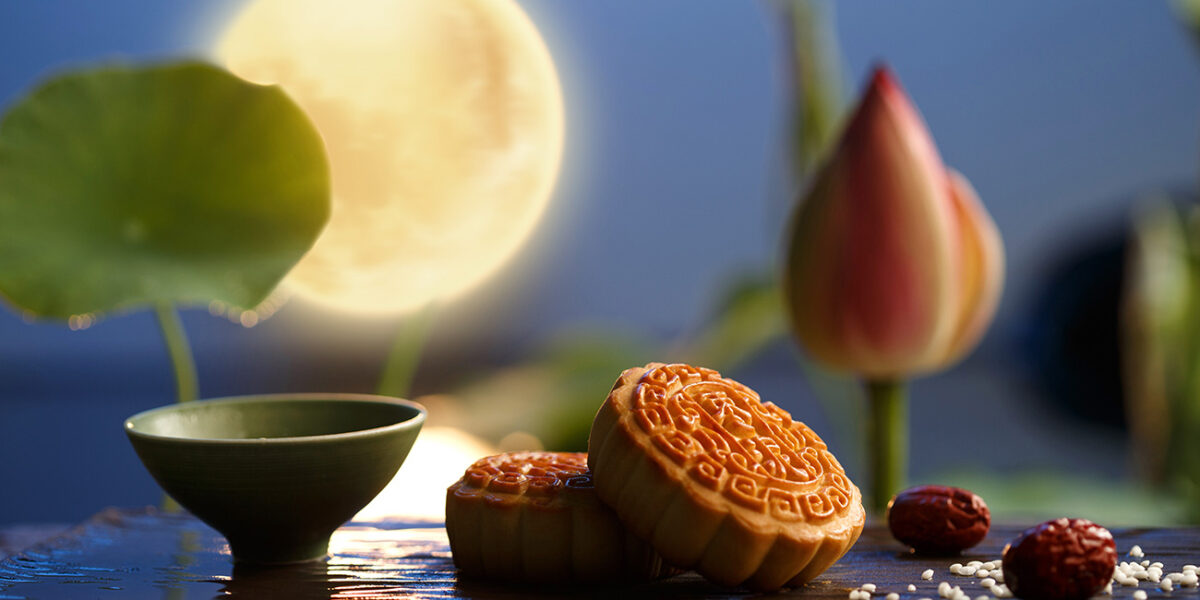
[125,393,425,564]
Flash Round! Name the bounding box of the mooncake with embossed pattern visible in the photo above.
[445,451,674,583]
[588,363,865,591]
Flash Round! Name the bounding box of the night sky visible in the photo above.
[0,1,1196,524]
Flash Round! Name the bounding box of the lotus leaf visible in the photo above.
[0,61,330,319]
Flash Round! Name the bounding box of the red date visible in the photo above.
[886,484,990,554]
[1002,518,1117,600]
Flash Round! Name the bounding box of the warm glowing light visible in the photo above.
[354,426,497,521]
[217,0,564,315]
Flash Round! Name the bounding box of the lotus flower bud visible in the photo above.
[783,66,1004,378]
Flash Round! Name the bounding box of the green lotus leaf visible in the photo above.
[0,61,330,319]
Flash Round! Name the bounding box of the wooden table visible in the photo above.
[1,508,1197,599]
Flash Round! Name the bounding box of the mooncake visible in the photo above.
[445,451,674,583]
[588,363,865,590]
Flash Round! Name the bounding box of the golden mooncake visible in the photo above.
[588,363,865,591]
[445,451,674,583]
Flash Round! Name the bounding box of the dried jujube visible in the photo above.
[1002,518,1117,600]
[887,484,990,554]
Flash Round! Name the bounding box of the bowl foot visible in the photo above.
[227,536,330,565]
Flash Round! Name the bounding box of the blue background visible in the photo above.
[0,1,1197,524]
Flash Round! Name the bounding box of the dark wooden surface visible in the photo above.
[0,508,1197,599]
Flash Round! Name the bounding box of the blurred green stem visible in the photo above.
[787,0,843,178]
[377,305,436,398]
[866,378,907,514]
[155,303,197,404]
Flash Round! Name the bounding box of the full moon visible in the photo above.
[217,0,564,315]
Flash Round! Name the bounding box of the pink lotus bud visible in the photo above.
[783,66,1004,378]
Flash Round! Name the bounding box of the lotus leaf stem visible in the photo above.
[154,303,198,404]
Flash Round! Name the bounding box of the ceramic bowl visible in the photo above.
[125,393,425,564]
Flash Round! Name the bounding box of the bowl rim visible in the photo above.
[124,392,426,446]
